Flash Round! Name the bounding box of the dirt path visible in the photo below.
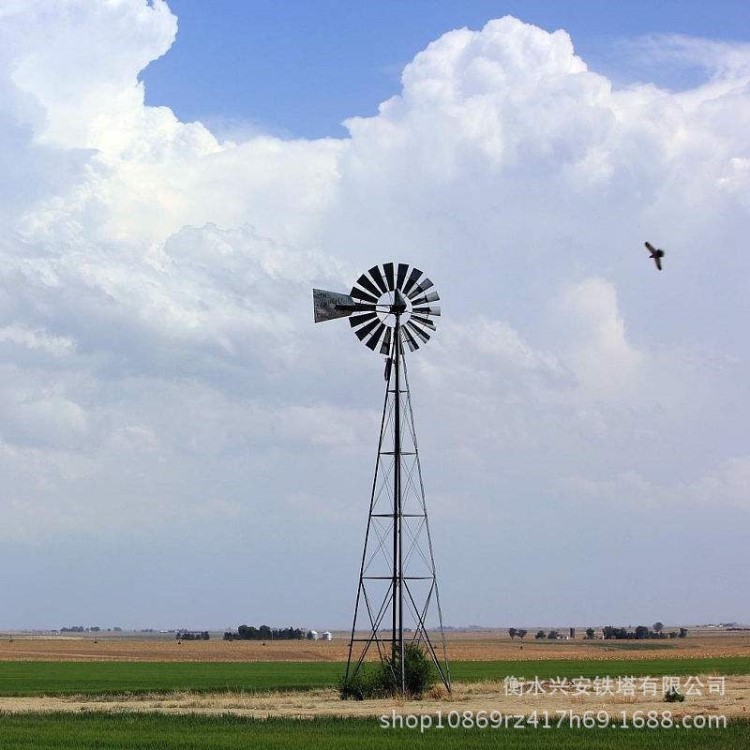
[1,676,747,721]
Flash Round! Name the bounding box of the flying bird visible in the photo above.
[644,241,665,271]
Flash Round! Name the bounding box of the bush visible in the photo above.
[399,642,437,698]
[340,643,437,700]
[664,687,685,702]
[339,667,388,701]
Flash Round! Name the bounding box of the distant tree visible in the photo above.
[508,628,517,640]
[535,630,546,640]
[517,629,527,641]
[678,628,688,638]
[653,622,664,634]
[585,628,595,639]
[635,625,650,640]
[547,630,559,640]
[669,631,678,639]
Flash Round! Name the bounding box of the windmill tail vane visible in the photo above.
[312,262,450,695]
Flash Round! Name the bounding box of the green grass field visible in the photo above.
[0,656,748,696]
[0,714,747,750]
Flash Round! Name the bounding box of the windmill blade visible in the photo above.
[383,356,393,381]
[365,322,387,351]
[411,290,440,306]
[349,311,378,328]
[407,321,430,344]
[396,263,408,291]
[383,262,395,291]
[411,314,436,331]
[368,265,388,294]
[401,267,423,296]
[379,326,392,356]
[350,286,379,304]
[401,326,420,352]
[355,273,381,299]
[407,277,434,300]
[354,317,381,341]
[412,305,441,316]
[313,289,357,323]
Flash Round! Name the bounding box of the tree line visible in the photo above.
[176,630,209,641]
[223,625,305,641]
[60,626,101,632]
[601,624,688,640]
[509,623,688,640]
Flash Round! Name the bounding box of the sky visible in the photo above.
[0,0,748,632]
[142,0,750,139]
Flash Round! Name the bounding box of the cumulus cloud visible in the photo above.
[1,4,748,624]
[559,277,642,396]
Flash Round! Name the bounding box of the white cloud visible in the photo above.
[559,277,642,396]
[629,34,750,83]
[0,3,749,623]
[0,324,75,356]
[566,455,750,511]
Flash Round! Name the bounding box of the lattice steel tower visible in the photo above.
[313,262,450,694]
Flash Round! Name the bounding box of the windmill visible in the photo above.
[313,262,450,694]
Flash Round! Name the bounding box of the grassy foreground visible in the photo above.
[1,657,748,696]
[0,714,748,750]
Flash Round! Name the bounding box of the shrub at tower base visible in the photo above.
[340,643,438,700]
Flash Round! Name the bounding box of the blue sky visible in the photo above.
[143,0,750,138]
[1,1,749,631]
